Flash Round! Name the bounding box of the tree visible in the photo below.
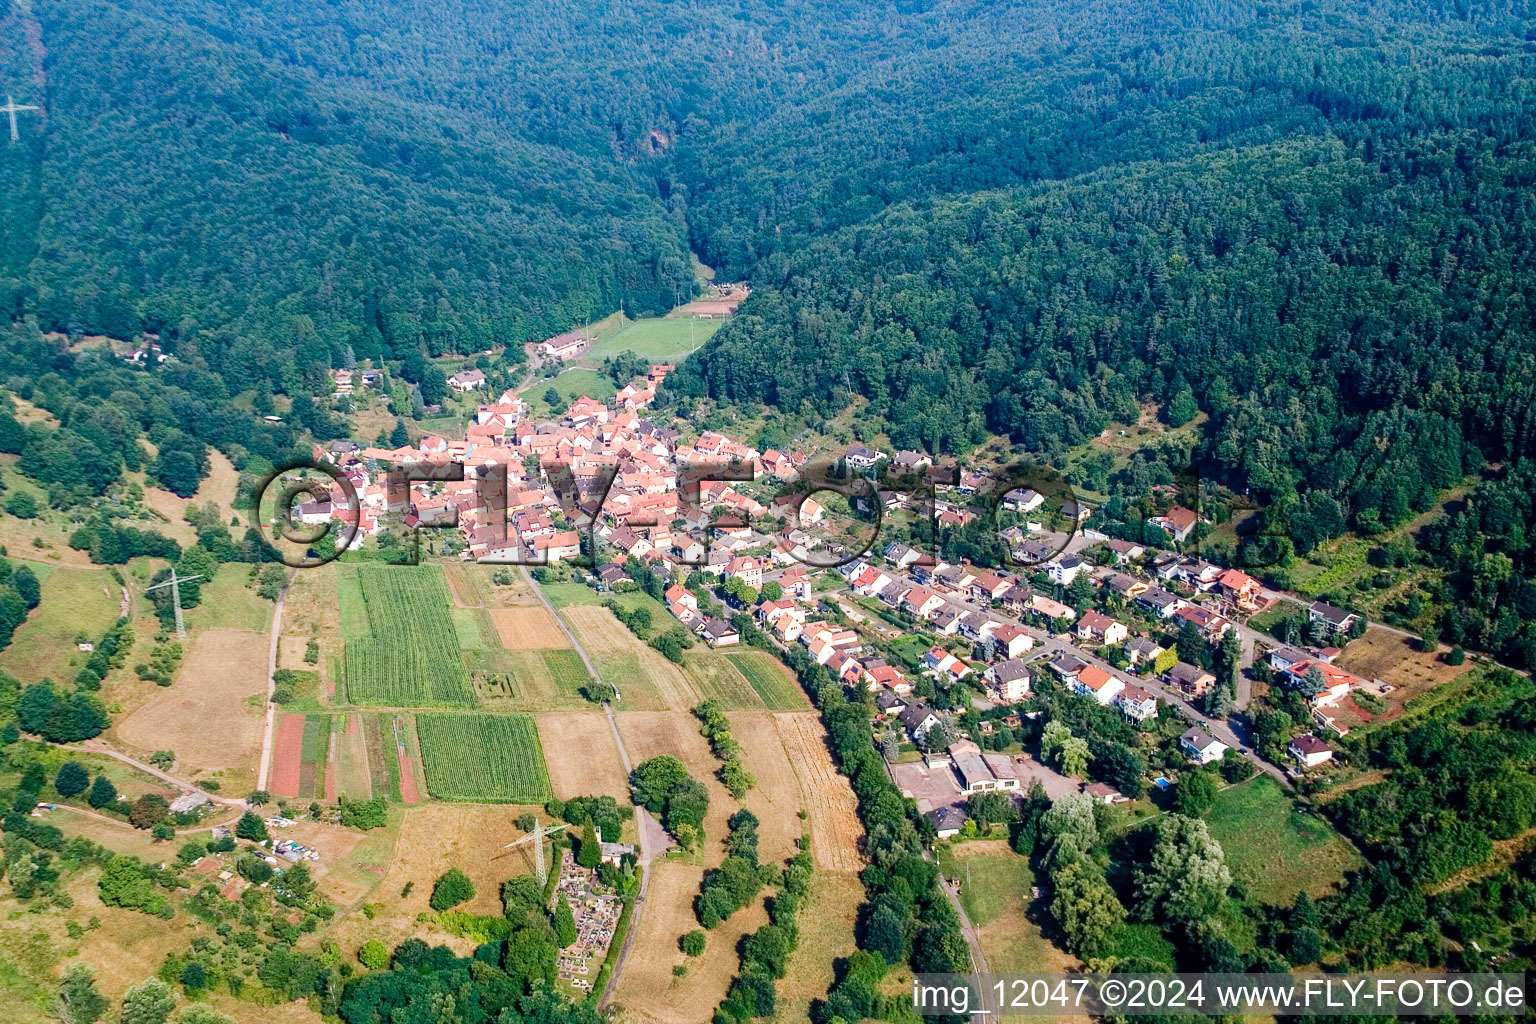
[430,867,475,911]
[235,811,269,842]
[55,761,90,798]
[1135,814,1232,925]
[55,963,108,1024]
[87,775,117,809]
[178,962,206,991]
[5,491,37,518]
[173,1008,234,1024]
[553,894,578,947]
[517,811,538,832]
[1058,736,1090,777]
[358,939,389,969]
[1172,770,1219,816]
[631,755,690,812]
[682,929,706,956]
[129,794,169,830]
[257,563,287,600]
[120,978,175,1024]
[577,818,601,869]
[389,420,410,447]
[760,580,783,602]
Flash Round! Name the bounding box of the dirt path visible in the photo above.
[255,571,293,793]
[61,740,248,808]
[597,702,666,1007]
[49,802,244,836]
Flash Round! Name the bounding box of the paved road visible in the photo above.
[873,570,1287,783]
[255,571,293,794]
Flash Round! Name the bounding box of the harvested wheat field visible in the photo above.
[564,605,699,710]
[116,628,267,783]
[727,711,808,867]
[537,711,629,799]
[775,712,864,870]
[611,862,768,1024]
[615,711,733,859]
[775,871,865,1024]
[489,606,570,649]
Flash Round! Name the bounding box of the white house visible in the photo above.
[1288,733,1335,768]
[1180,727,1228,765]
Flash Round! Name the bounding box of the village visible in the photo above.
[296,346,1395,842]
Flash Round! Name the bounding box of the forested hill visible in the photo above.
[2,0,1536,517]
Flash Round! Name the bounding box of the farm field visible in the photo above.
[581,315,722,364]
[725,711,809,867]
[476,649,593,709]
[336,714,373,800]
[683,652,763,709]
[342,564,475,706]
[300,714,332,799]
[0,561,119,684]
[115,628,267,786]
[488,605,568,648]
[725,651,806,708]
[771,712,864,871]
[563,604,699,711]
[1205,776,1364,904]
[268,712,305,798]
[417,712,552,803]
[614,711,734,860]
[610,862,768,1024]
[536,712,629,800]
[774,871,864,1024]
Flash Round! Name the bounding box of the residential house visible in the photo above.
[1108,573,1149,600]
[845,445,885,470]
[1116,685,1159,723]
[884,542,923,569]
[1288,733,1335,768]
[923,646,972,682]
[1180,727,1228,765]
[1026,594,1076,623]
[1045,554,1085,585]
[988,624,1035,660]
[1148,505,1200,542]
[1076,610,1129,646]
[698,617,740,648]
[448,369,487,392]
[1002,488,1045,513]
[723,556,764,590]
[1071,665,1124,705]
[1308,601,1360,635]
[1217,568,1264,612]
[985,659,1033,701]
[1136,587,1183,619]
[928,805,967,839]
[1104,538,1146,563]
[1061,501,1094,522]
[1124,637,1166,670]
[899,702,941,741]
[1046,654,1090,681]
[1166,661,1216,696]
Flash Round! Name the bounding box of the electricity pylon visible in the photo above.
[502,820,570,884]
[145,569,204,643]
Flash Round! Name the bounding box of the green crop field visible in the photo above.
[726,652,806,709]
[416,713,552,803]
[686,653,762,708]
[342,565,476,706]
[540,649,592,693]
